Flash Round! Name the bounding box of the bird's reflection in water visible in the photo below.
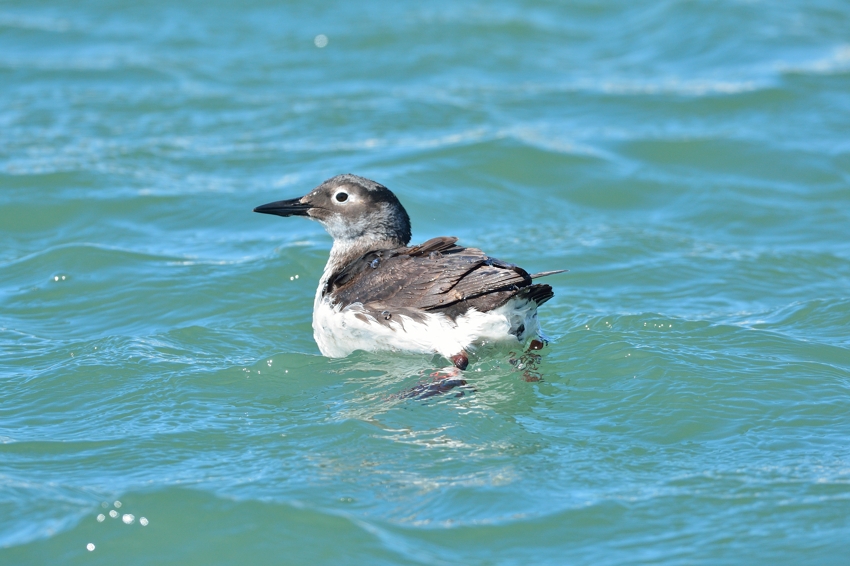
[509,338,546,382]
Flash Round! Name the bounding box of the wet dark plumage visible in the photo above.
[324,236,561,326]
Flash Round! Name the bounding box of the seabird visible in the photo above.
[254,174,564,370]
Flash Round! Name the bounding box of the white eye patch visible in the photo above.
[334,189,356,204]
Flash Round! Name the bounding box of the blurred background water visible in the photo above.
[2,0,850,564]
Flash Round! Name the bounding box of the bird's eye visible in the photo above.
[335,192,349,203]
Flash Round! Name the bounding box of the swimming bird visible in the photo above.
[254,174,564,370]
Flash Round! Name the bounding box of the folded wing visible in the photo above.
[325,237,563,321]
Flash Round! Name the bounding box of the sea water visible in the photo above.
[2,1,850,564]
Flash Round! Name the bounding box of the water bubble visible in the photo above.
[101,502,109,508]
[61,275,66,280]
[114,500,122,508]
[96,514,105,522]
[139,517,149,526]
[290,276,294,281]
[295,274,299,279]
[54,276,59,281]
[109,510,118,518]
[86,543,95,551]
[314,34,328,48]
[122,514,135,524]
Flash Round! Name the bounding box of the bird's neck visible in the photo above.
[319,235,405,289]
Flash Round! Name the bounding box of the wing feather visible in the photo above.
[326,240,561,320]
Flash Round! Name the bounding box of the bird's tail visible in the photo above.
[528,269,568,279]
[519,283,555,306]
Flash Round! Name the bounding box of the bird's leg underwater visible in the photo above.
[398,350,472,400]
[509,339,547,382]
[404,375,469,399]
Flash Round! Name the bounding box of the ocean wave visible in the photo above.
[0,14,74,33]
[732,297,850,346]
[0,242,181,271]
[777,44,850,76]
[0,53,170,75]
[591,78,764,96]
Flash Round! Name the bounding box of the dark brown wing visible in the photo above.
[325,236,560,321]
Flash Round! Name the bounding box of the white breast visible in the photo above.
[311,291,540,359]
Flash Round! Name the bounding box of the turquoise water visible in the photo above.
[2,0,850,563]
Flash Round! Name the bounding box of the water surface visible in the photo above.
[2,1,850,564]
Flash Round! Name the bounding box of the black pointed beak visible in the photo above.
[253,197,313,217]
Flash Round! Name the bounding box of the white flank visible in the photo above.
[312,290,540,359]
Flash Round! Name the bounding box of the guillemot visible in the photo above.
[254,174,564,370]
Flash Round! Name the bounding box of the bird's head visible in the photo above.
[254,174,412,248]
